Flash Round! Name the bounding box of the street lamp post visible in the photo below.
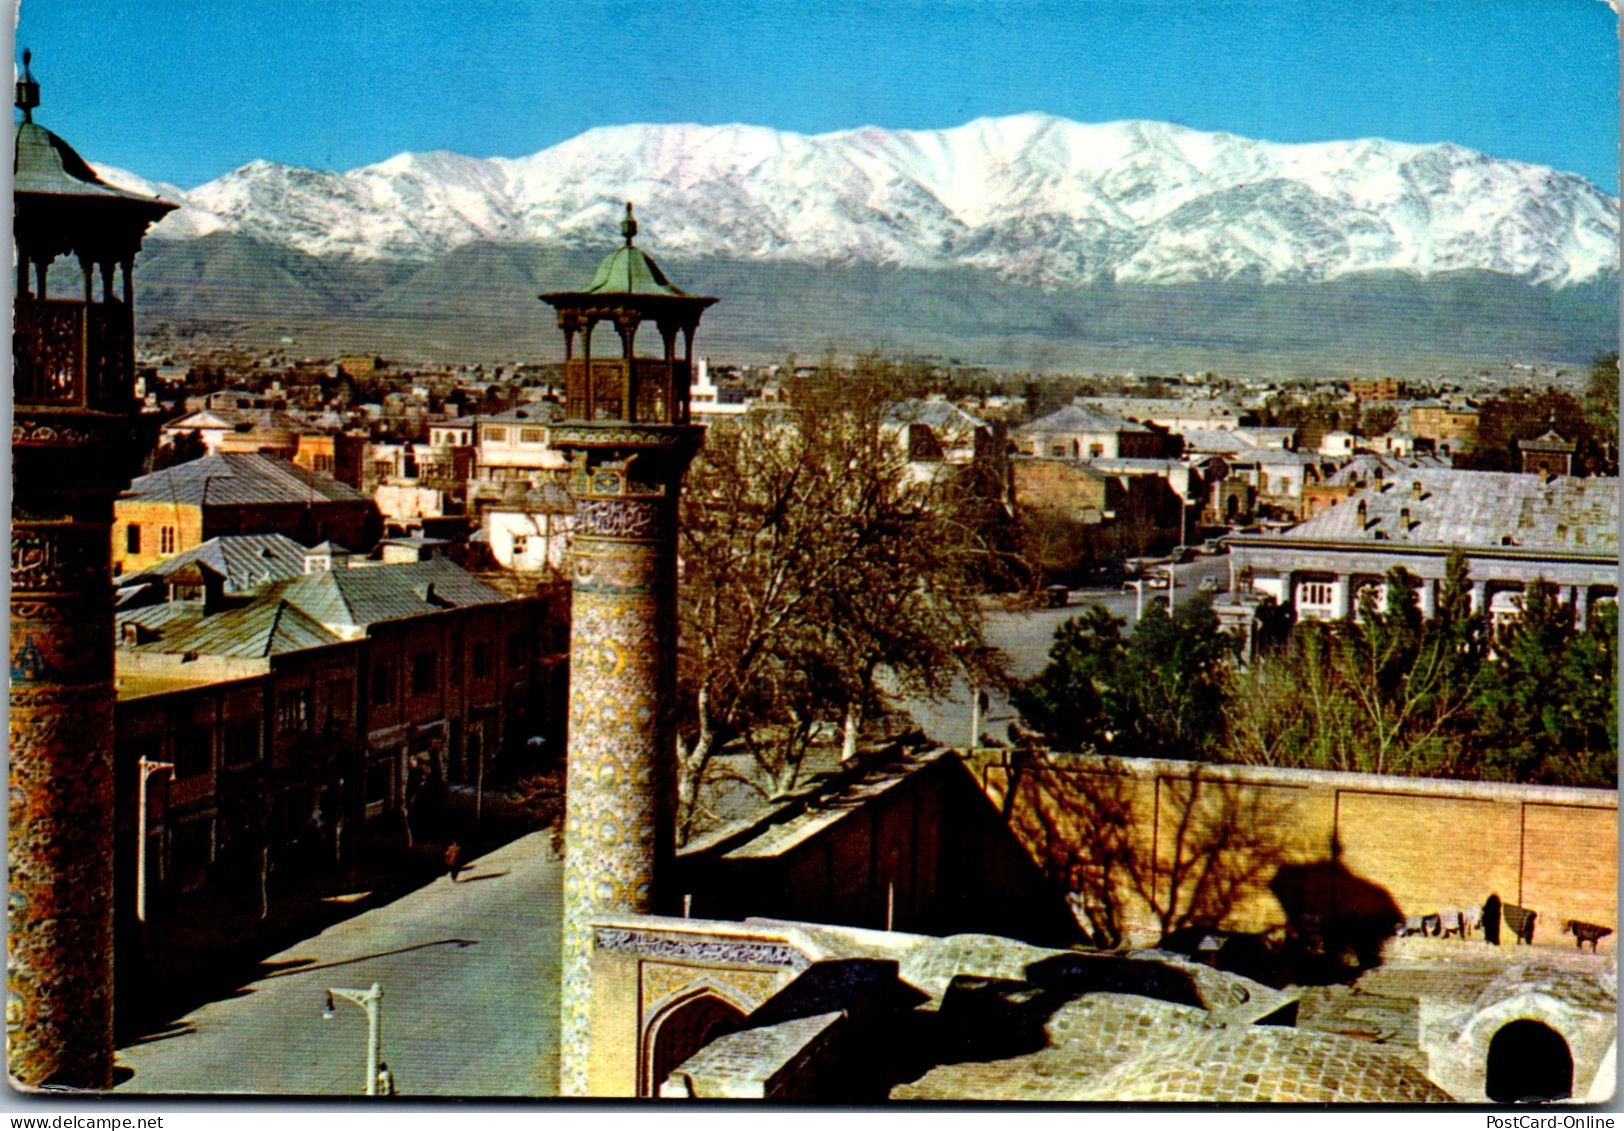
[1125,578,1147,621]
[324,982,384,1096]
[135,756,174,923]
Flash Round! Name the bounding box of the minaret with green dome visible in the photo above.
[10,53,174,1088]
[541,204,715,1096]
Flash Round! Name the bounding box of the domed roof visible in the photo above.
[581,242,689,297]
[1078,1026,1451,1103]
[12,54,172,213]
[543,203,714,312]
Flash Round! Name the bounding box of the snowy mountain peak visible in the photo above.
[101,114,1620,288]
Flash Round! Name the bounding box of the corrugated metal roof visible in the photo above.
[123,534,311,595]
[117,602,206,634]
[1283,469,1618,554]
[886,399,987,437]
[128,599,342,658]
[1181,430,1254,454]
[276,559,509,631]
[1323,453,1449,486]
[1018,404,1149,436]
[124,452,370,507]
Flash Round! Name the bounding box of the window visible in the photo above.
[323,680,353,733]
[1050,445,1066,457]
[450,634,464,678]
[412,650,437,696]
[472,640,491,679]
[160,526,177,554]
[1089,444,1104,459]
[485,426,508,443]
[507,631,528,669]
[313,454,333,472]
[1299,582,1335,607]
[126,525,142,554]
[174,728,213,778]
[372,663,395,706]
[519,427,546,444]
[276,689,311,734]
[223,720,261,767]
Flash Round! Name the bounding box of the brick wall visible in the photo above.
[968,750,1617,951]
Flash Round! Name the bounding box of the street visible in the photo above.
[901,555,1232,747]
[116,830,564,1097]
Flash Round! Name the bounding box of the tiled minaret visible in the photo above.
[9,55,175,1087]
[543,205,715,1096]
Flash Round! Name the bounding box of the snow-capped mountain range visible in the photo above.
[96,113,1619,289]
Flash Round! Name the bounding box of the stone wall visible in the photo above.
[967,750,1617,951]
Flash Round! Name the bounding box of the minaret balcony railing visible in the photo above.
[12,297,133,410]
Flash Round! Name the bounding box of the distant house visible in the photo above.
[1015,404,1167,462]
[1409,401,1480,456]
[1229,469,1619,625]
[114,452,376,574]
[1075,395,1251,434]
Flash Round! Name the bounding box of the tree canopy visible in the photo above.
[1014,552,1616,790]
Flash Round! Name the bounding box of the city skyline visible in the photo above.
[12,0,1621,193]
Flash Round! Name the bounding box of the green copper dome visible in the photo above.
[570,202,693,297]
[582,242,691,297]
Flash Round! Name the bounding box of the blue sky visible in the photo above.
[13,0,1621,192]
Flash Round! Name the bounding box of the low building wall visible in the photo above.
[966,750,1617,952]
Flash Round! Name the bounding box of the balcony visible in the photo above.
[13,298,134,411]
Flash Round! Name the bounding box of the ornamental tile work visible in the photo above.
[8,525,120,1087]
[555,433,699,1097]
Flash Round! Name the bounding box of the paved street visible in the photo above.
[901,555,1233,747]
[116,831,564,1098]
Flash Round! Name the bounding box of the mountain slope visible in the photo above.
[101,113,1619,288]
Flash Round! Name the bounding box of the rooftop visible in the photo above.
[121,534,312,595]
[123,452,371,508]
[1274,469,1618,555]
[274,558,510,633]
[1018,404,1150,436]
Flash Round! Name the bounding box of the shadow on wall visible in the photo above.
[1001,756,1403,982]
[1005,756,1295,947]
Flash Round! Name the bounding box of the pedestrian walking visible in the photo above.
[444,841,463,883]
[376,1061,396,1096]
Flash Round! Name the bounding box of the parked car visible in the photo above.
[1044,585,1070,608]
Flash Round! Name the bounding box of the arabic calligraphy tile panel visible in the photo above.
[7,683,116,1087]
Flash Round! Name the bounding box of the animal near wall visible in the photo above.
[967,750,1617,953]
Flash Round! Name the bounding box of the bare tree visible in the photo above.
[675,357,1013,840]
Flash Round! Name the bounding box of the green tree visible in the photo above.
[1012,598,1231,759]
[1473,581,1617,786]
[1223,554,1485,777]
[1584,352,1619,475]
